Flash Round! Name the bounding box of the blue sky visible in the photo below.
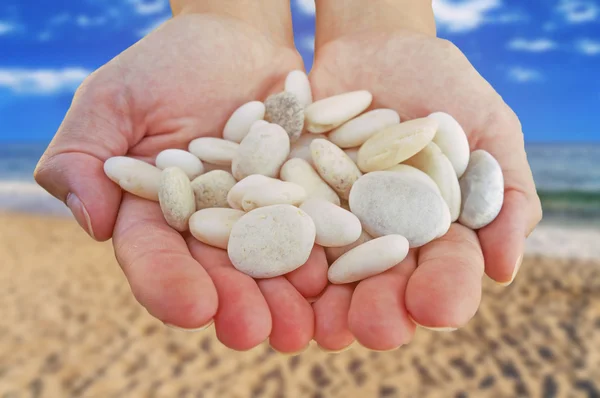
[0,0,599,143]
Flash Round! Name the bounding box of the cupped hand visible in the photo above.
[309,31,542,351]
[34,14,328,353]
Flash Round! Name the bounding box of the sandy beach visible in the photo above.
[1,212,599,397]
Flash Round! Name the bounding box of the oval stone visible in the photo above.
[289,133,327,167]
[222,101,266,143]
[232,123,290,180]
[385,164,441,195]
[329,109,400,148]
[428,112,470,178]
[265,92,305,142]
[189,208,245,250]
[300,198,362,247]
[190,170,237,210]
[325,230,373,264]
[304,90,373,133]
[328,235,409,284]
[104,156,162,201]
[158,167,196,232]
[241,180,307,211]
[226,174,279,210]
[357,118,438,172]
[188,137,239,166]
[280,158,340,205]
[155,149,205,180]
[285,70,313,107]
[310,139,362,200]
[228,205,316,278]
[349,171,451,248]
[459,150,504,229]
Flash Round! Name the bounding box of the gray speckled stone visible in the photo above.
[265,92,305,143]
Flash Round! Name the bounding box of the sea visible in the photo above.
[0,142,599,226]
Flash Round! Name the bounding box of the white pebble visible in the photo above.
[285,70,313,107]
[280,158,340,205]
[104,156,162,201]
[158,167,196,232]
[428,112,470,178]
[357,118,438,172]
[310,139,362,200]
[190,170,237,210]
[188,137,239,166]
[227,174,279,210]
[241,180,307,211]
[232,123,290,180]
[265,92,305,142]
[325,230,373,264]
[300,198,362,247]
[329,109,400,148]
[249,119,270,133]
[328,235,409,284]
[343,148,359,165]
[459,150,504,229]
[304,90,373,133]
[385,164,441,195]
[228,205,316,278]
[189,208,245,250]
[222,101,266,143]
[289,133,327,167]
[155,149,205,180]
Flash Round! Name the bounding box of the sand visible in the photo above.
[1,212,599,397]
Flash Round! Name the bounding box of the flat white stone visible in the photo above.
[459,150,504,229]
[329,109,400,148]
[357,118,438,172]
[231,123,290,180]
[428,112,470,178]
[280,158,340,205]
[155,149,205,180]
[188,137,239,166]
[228,205,316,278]
[265,92,305,142]
[189,208,246,250]
[285,70,313,107]
[300,198,362,247]
[190,170,237,210]
[349,171,451,248]
[241,180,307,211]
[104,156,162,201]
[344,148,359,165]
[158,167,196,232]
[385,164,441,195]
[328,235,409,284]
[289,133,327,167]
[310,139,362,200]
[304,90,373,133]
[404,142,461,222]
[249,119,270,133]
[227,174,279,210]
[223,101,266,143]
[325,230,373,264]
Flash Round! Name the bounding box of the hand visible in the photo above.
[34,8,328,353]
[309,2,542,351]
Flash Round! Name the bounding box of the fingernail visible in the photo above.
[408,314,458,332]
[164,319,213,332]
[269,342,310,356]
[355,340,403,352]
[497,254,523,287]
[66,193,95,240]
[317,341,355,354]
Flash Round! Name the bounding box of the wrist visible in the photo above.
[315,0,436,47]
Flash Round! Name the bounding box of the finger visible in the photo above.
[187,239,272,351]
[348,252,418,351]
[113,194,218,329]
[312,284,355,352]
[406,224,484,330]
[285,245,329,299]
[257,278,314,354]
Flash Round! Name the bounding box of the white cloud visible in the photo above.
[557,0,599,23]
[129,0,169,15]
[508,67,543,83]
[0,68,91,95]
[576,38,600,55]
[433,0,502,32]
[296,0,316,15]
[0,21,16,36]
[508,38,557,52]
[76,15,108,28]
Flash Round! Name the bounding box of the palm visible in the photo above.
[309,32,541,350]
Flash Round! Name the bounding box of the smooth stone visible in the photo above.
[459,150,504,229]
[104,156,162,201]
[357,118,438,172]
[241,180,307,211]
[158,167,196,232]
[265,92,305,142]
[304,90,373,133]
[227,174,279,210]
[329,109,400,148]
[231,123,290,180]
[404,142,461,222]
[285,70,313,107]
[328,235,409,284]
[428,112,470,178]
[189,208,245,250]
[325,230,373,264]
[300,198,362,247]
[190,170,237,210]
[280,158,340,205]
[249,119,270,133]
[385,164,441,195]
[349,171,451,248]
[344,147,359,164]
[228,205,316,278]
[155,149,205,180]
[289,133,327,167]
[310,139,362,200]
[222,101,266,143]
[188,137,239,166]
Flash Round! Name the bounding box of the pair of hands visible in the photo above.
[34,8,542,353]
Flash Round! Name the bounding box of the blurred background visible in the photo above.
[1,1,599,397]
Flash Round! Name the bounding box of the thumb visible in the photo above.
[34,73,132,241]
